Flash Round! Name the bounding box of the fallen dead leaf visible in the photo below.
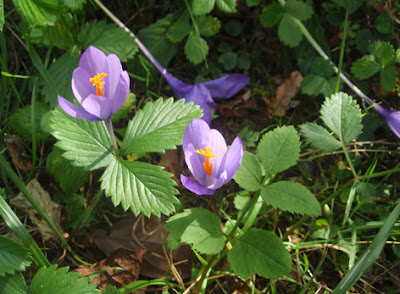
[75,248,145,291]
[268,71,303,117]
[94,216,192,280]
[5,137,32,171]
[217,89,256,118]
[10,179,63,241]
[158,150,180,186]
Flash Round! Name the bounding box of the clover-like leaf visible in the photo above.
[261,181,321,216]
[228,228,291,279]
[284,0,313,21]
[234,151,263,192]
[164,208,225,254]
[184,31,209,64]
[278,14,303,47]
[260,3,283,28]
[121,98,202,155]
[0,272,27,294]
[300,123,342,152]
[100,158,179,217]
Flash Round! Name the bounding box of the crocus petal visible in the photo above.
[79,46,108,77]
[81,94,113,120]
[163,72,193,98]
[111,71,130,114]
[183,119,211,151]
[374,105,400,138]
[218,137,243,181]
[180,175,214,195]
[57,96,102,122]
[184,144,206,186]
[105,54,123,98]
[202,74,250,98]
[72,67,94,103]
[183,85,214,125]
[207,129,227,177]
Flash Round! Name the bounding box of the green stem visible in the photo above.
[0,154,93,266]
[29,80,38,180]
[105,118,119,156]
[335,9,349,93]
[341,144,358,179]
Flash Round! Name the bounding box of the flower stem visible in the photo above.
[105,118,119,156]
[342,144,358,180]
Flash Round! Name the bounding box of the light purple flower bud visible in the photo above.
[181,119,243,195]
[57,46,130,122]
[374,105,400,138]
[134,37,250,125]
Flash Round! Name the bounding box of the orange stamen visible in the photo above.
[89,72,108,96]
[196,147,217,176]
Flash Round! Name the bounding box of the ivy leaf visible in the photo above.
[380,64,398,91]
[50,108,114,171]
[284,0,313,21]
[261,181,321,216]
[233,151,263,192]
[121,98,202,155]
[257,126,300,178]
[228,229,291,279]
[78,20,138,62]
[320,92,362,143]
[12,0,59,26]
[29,265,100,294]
[218,52,237,71]
[278,14,303,47]
[164,208,225,254]
[42,47,80,107]
[300,123,342,152]
[216,0,236,13]
[197,16,221,37]
[351,55,380,79]
[167,9,191,43]
[192,0,215,16]
[374,14,394,35]
[260,3,283,28]
[0,237,32,277]
[0,272,27,294]
[184,31,209,64]
[100,159,179,217]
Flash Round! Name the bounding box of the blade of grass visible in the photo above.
[335,8,349,93]
[0,154,93,266]
[0,196,50,267]
[29,79,38,180]
[333,200,400,293]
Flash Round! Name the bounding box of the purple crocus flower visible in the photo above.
[134,38,250,125]
[180,119,243,195]
[57,46,130,122]
[373,105,400,138]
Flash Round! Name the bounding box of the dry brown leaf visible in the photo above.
[94,216,192,280]
[268,71,303,117]
[5,137,32,171]
[10,179,63,241]
[75,248,145,291]
[158,150,180,186]
[217,89,255,118]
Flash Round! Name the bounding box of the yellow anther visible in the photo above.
[196,147,217,176]
[89,72,108,96]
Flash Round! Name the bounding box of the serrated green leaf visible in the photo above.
[0,237,32,277]
[42,47,80,107]
[278,14,303,47]
[218,52,237,71]
[197,16,221,37]
[9,103,49,142]
[121,98,202,155]
[331,0,363,14]
[29,23,74,50]
[30,265,100,294]
[247,0,260,7]
[374,14,394,35]
[320,92,362,143]
[260,3,283,28]
[380,65,398,92]
[102,286,120,294]
[60,0,86,11]
[233,151,263,192]
[257,126,300,178]
[261,181,321,216]
[164,208,225,254]
[0,272,27,294]
[78,20,138,62]
[301,75,336,97]
[184,31,209,64]
[284,0,313,21]
[228,228,291,279]
[12,0,59,26]
[396,49,400,64]
[166,9,191,43]
[300,123,342,152]
[216,0,236,13]
[46,147,88,194]
[111,92,136,123]
[351,55,380,79]
[100,159,179,216]
[50,108,114,171]
[369,41,396,67]
[354,181,377,199]
[192,0,215,16]
[310,57,335,78]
